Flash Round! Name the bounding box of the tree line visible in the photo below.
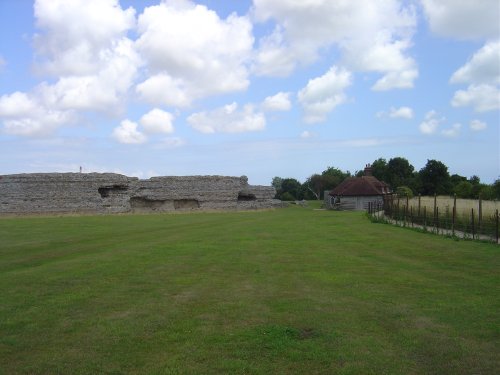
[272,157,500,201]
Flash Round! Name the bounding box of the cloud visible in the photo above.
[0,91,72,136]
[0,39,137,136]
[451,84,500,112]
[112,120,147,144]
[252,0,418,90]
[421,0,500,40]
[33,0,136,76]
[135,0,253,107]
[139,108,175,134]
[378,106,414,119]
[135,73,191,108]
[449,41,500,112]
[297,66,351,124]
[3,0,140,136]
[262,92,292,112]
[252,26,295,76]
[419,110,444,135]
[371,68,418,91]
[300,131,313,139]
[450,41,500,85]
[187,102,266,134]
[469,119,487,131]
[0,0,142,137]
[441,123,461,138]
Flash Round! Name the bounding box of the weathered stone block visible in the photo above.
[0,173,281,215]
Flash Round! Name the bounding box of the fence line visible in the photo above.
[367,195,499,244]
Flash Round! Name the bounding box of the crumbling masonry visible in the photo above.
[0,173,282,215]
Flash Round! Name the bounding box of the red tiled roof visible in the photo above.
[329,176,390,196]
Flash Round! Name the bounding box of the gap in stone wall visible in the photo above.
[98,185,129,198]
[130,197,171,210]
[238,192,257,201]
[174,199,200,210]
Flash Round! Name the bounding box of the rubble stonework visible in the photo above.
[0,173,282,215]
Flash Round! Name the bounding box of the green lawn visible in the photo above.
[0,206,498,374]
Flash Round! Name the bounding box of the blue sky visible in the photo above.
[0,0,498,185]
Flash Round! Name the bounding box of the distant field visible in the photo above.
[1,207,499,374]
[406,196,500,217]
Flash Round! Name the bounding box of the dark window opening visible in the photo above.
[238,192,257,201]
[98,185,128,198]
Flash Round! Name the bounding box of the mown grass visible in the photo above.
[0,206,498,374]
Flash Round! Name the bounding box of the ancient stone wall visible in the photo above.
[0,173,281,215]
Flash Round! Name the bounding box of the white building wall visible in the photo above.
[326,195,384,211]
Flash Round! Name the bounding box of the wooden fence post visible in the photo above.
[478,195,482,235]
[452,194,456,237]
[433,194,437,228]
[436,207,439,234]
[423,206,427,231]
[418,194,421,216]
[471,208,475,240]
[397,199,400,225]
[496,209,499,244]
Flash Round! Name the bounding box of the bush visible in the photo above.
[281,192,295,201]
[396,186,414,198]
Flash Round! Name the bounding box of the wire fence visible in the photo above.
[367,195,500,244]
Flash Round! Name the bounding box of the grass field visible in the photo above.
[407,196,500,217]
[1,206,499,374]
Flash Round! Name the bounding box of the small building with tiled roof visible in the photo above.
[326,164,391,210]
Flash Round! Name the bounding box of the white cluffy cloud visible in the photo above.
[378,106,414,119]
[0,91,72,136]
[139,108,175,134]
[262,92,292,112]
[135,0,253,107]
[450,40,500,112]
[33,0,136,76]
[442,123,461,138]
[298,66,352,124]
[451,84,500,112]
[187,102,266,134]
[419,110,444,135]
[1,0,140,137]
[421,0,500,40]
[253,0,418,90]
[450,41,500,85]
[422,1,500,112]
[469,119,487,131]
[112,120,147,144]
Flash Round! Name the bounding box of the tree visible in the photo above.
[280,178,303,200]
[468,175,483,198]
[419,159,452,195]
[454,181,473,198]
[371,158,388,182]
[271,176,284,199]
[303,174,323,200]
[478,185,495,200]
[492,179,500,199]
[386,157,414,189]
[271,176,283,191]
[450,173,467,189]
[321,166,350,192]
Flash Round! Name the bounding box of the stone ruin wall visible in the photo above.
[0,173,282,215]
